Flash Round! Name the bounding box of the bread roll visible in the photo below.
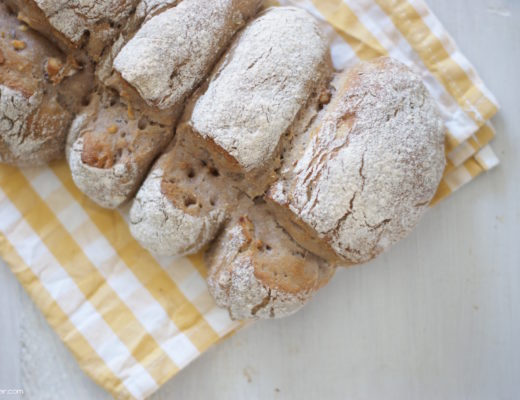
[178,7,332,197]
[206,200,334,320]
[266,58,446,264]
[129,132,238,256]
[114,0,263,110]
[66,90,174,208]
[0,2,92,166]
[5,0,140,60]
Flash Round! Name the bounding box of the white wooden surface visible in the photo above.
[1,0,519,399]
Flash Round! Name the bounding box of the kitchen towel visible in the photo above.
[0,0,500,398]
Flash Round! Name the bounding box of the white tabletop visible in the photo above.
[1,0,519,399]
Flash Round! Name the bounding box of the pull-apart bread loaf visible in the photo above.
[66,0,262,208]
[178,6,332,197]
[206,199,335,320]
[0,2,92,166]
[0,0,447,321]
[266,58,446,265]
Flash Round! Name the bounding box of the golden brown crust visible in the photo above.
[66,90,174,208]
[205,199,334,320]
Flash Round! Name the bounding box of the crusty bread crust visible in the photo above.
[66,0,261,208]
[206,200,334,320]
[205,202,334,319]
[114,0,262,110]
[6,0,140,60]
[129,132,238,256]
[0,2,93,166]
[267,58,446,264]
[129,166,227,256]
[66,91,174,208]
[179,6,332,197]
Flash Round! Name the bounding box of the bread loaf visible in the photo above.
[0,2,93,166]
[266,58,446,264]
[178,7,332,197]
[206,200,334,320]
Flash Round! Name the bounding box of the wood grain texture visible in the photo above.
[0,0,519,398]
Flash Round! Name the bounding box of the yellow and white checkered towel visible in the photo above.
[0,0,499,398]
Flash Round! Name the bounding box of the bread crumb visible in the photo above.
[11,40,26,50]
[18,24,28,32]
[243,367,254,383]
[107,124,118,134]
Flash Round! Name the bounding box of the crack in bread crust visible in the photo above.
[206,200,334,320]
[267,58,446,265]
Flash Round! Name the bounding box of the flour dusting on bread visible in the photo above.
[267,58,446,264]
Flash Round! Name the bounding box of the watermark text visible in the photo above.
[0,389,24,396]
